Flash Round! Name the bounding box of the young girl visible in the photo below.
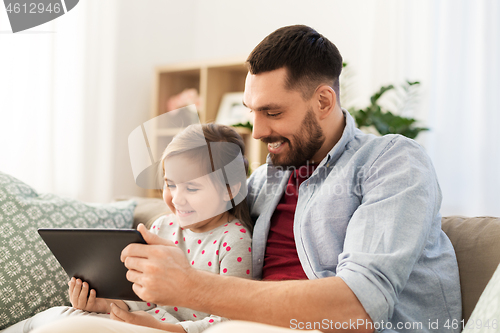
[5,124,253,333]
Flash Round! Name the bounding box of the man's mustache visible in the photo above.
[260,136,290,145]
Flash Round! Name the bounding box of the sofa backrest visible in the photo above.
[441,216,500,323]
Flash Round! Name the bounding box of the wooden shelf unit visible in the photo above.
[148,58,268,197]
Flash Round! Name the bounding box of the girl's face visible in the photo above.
[163,154,229,231]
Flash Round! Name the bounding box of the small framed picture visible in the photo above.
[215,92,252,126]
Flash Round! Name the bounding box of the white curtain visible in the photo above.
[0,0,118,203]
[425,0,500,217]
[353,0,500,217]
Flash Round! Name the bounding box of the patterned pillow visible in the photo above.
[0,171,137,329]
[465,263,500,332]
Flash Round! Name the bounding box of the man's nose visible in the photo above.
[252,112,271,140]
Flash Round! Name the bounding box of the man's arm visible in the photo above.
[122,224,373,333]
[190,272,373,333]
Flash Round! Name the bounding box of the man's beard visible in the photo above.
[262,108,325,168]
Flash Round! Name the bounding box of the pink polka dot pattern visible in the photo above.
[152,215,252,325]
[161,318,166,321]
[147,303,151,307]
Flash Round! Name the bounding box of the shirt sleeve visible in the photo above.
[178,315,228,333]
[335,136,442,325]
[122,300,155,312]
[218,226,253,279]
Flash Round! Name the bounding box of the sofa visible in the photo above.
[1,170,499,330]
[131,196,500,324]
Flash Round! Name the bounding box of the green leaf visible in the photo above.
[370,85,394,106]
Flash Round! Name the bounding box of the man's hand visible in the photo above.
[110,303,186,332]
[68,277,129,314]
[121,223,197,306]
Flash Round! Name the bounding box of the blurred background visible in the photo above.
[0,0,498,217]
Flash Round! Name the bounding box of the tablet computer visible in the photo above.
[38,228,146,301]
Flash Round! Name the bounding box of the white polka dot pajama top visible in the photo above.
[124,214,252,333]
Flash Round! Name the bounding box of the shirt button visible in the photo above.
[258,259,262,263]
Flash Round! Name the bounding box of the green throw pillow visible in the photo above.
[0,171,137,329]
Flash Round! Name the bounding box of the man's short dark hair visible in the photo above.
[246,25,343,102]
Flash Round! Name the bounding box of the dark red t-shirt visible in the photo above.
[262,164,317,281]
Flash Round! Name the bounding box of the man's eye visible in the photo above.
[267,112,281,118]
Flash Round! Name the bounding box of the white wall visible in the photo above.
[110,0,436,199]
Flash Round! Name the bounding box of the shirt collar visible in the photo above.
[320,108,356,168]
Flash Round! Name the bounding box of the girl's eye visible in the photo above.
[187,188,199,192]
[166,184,176,189]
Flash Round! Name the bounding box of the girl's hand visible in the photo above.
[110,304,185,332]
[68,278,128,314]
[68,277,109,313]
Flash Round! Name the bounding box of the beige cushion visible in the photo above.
[115,196,170,229]
[441,216,500,323]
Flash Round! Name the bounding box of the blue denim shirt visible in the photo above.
[247,110,461,332]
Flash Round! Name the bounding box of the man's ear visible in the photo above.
[315,85,336,120]
[224,182,242,202]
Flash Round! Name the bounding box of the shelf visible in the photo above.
[148,58,268,197]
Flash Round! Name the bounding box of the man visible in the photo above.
[34,25,461,333]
